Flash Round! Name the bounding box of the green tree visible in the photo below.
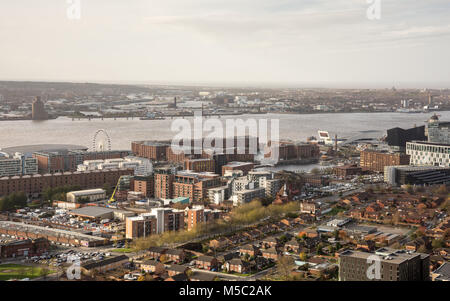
[432,239,444,249]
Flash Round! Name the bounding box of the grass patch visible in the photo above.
[0,264,53,281]
[111,248,136,253]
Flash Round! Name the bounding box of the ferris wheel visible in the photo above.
[92,129,111,152]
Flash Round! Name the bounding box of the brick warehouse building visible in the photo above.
[360,150,410,173]
[132,136,258,163]
[0,238,49,258]
[131,141,169,161]
[265,141,320,161]
[0,168,134,197]
[33,150,130,173]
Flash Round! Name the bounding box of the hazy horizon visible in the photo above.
[1,1,449,87]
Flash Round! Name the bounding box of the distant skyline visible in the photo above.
[0,0,449,88]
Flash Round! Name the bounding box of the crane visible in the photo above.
[108,176,126,204]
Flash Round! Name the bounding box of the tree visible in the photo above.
[417,245,428,253]
[277,256,295,280]
[435,185,448,196]
[432,239,444,249]
[299,252,307,261]
[405,184,414,194]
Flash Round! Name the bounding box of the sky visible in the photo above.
[0,0,449,88]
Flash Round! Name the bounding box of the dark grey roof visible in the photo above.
[148,246,168,253]
[82,255,129,270]
[434,262,450,281]
[190,272,217,281]
[197,255,216,263]
[167,264,188,272]
[165,249,184,256]
[169,273,189,281]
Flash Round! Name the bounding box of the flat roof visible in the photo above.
[0,221,105,242]
[69,206,114,218]
[224,161,254,167]
[0,144,87,155]
[68,189,106,196]
[408,141,450,147]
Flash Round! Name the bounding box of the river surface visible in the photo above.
[0,112,448,152]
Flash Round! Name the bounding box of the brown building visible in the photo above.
[239,244,260,257]
[184,158,215,173]
[81,255,129,276]
[125,215,157,239]
[265,141,320,161]
[131,141,169,161]
[33,150,130,173]
[165,249,186,264]
[339,248,430,281]
[173,172,221,202]
[0,238,49,258]
[0,168,133,197]
[31,96,48,120]
[261,248,279,260]
[195,256,219,271]
[154,167,175,199]
[186,207,204,231]
[334,164,363,178]
[360,150,410,173]
[132,175,154,198]
[222,162,255,176]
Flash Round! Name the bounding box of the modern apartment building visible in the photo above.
[427,114,450,144]
[406,141,450,167]
[125,215,157,239]
[0,153,38,177]
[132,175,155,197]
[339,248,430,281]
[154,166,176,200]
[172,171,221,202]
[186,206,204,231]
[233,187,266,205]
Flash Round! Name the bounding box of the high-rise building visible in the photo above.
[31,96,48,120]
[187,206,204,231]
[339,248,430,281]
[426,114,450,144]
[154,166,176,200]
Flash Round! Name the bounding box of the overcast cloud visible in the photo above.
[0,0,449,87]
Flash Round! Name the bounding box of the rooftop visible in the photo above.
[69,206,114,218]
[0,144,87,155]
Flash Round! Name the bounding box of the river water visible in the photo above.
[0,112,448,152]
